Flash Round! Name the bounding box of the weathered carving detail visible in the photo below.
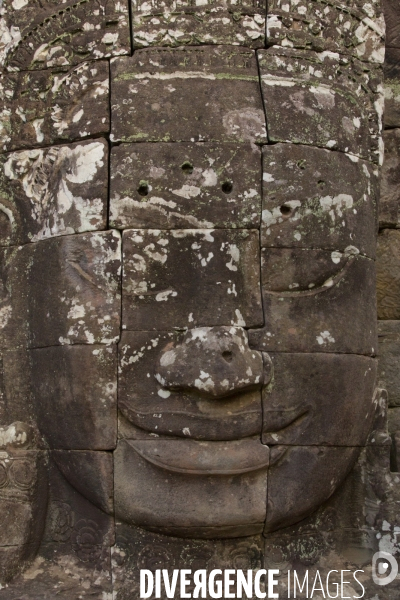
[0,61,110,152]
[0,0,131,71]
[261,143,379,257]
[115,438,269,537]
[267,0,385,62]
[0,422,47,583]
[131,0,266,49]
[258,47,384,163]
[0,140,109,245]
[0,0,390,594]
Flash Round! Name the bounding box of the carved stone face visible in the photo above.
[0,1,384,578]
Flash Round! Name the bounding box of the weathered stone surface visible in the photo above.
[1,350,35,425]
[261,143,378,257]
[0,451,46,547]
[388,407,400,434]
[0,424,47,583]
[262,353,377,446]
[155,327,264,397]
[378,320,400,407]
[114,438,269,537]
[267,0,385,63]
[110,143,261,230]
[258,47,383,163]
[379,129,400,228]
[383,0,400,48]
[0,140,108,246]
[31,345,117,450]
[0,0,130,71]
[26,230,121,348]
[384,48,400,128]
[111,46,267,143]
[0,246,29,351]
[52,450,113,514]
[113,523,264,600]
[131,0,265,49]
[43,457,114,557]
[377,229,400,320]
[265,445,361,533]
[249,249,377,355]
[0,552,111,599]
[26,457,115,595]
[122,229,263,330]
[391,431,400,471]
[0,62,110,153]
[262,440,398,585]
[118,328,266,440]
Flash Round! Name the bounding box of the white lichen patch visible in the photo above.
[4,142,106,241]
[319,194,353,222]
[316,330,335,345]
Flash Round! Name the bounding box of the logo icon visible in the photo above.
[372,552,398,586]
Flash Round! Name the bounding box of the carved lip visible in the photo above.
[262,404,312,446]
[126,438,270,475]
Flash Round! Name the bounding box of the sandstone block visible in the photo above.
[249,249,377,355]
[377,230,400,320]
[122,228,263,330]
[110,142,261,230]
[111,46,267,144]
[258,47,383,163]
[262,353,377,446]
[265,445,361,533]
[0,140,108,246]
[31,345,117,450]
[379,129,400,228]
[114,438,269,538]
[378,320,400,407]
[0,0,130,71]
[0,62,110,152]
[261,143,378,257]
[26,230,121,348]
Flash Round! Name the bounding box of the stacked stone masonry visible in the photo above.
[0,0,398,598]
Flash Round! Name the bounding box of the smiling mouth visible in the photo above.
[125,438,270,475]
[262,404,312,446]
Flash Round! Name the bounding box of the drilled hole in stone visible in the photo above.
[222,351,233,362]
[222,181,233,194]
[280,205,292,216]
[181,161,194,174]
[137,181,149,197]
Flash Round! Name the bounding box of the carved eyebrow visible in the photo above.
[263,255,356,299]
[67,259,107,292]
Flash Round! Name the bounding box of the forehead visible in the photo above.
[0,41,380,357]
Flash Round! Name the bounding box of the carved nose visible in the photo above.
[155,326,266,399]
